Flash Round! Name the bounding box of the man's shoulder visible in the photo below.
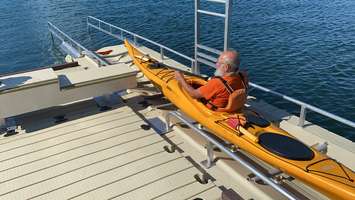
[208,77,223,83]
[222,74,239,81]
[204,77,225,89]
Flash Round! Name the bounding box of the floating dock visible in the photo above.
[0,40,354,199]
[1,1,355,197]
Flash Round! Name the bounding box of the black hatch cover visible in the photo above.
[259,132,314,161]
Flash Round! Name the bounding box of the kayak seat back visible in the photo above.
[217,89,247,113]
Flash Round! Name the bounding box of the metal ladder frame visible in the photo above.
[194,0,232,74]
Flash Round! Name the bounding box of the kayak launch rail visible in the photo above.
[48,22,109,67]
[165,111,300,200]
[86,16,355,134]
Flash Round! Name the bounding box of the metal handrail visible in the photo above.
[249,83,355,129]
[48,22,109,67]
[85,17,355,131]
[165,111,299,200]
[87,16,195,69]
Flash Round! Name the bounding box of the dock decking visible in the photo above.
[0,101,221,200]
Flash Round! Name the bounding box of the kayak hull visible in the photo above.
[125,40,355,200]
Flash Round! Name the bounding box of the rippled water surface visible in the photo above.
[0,0,354,141]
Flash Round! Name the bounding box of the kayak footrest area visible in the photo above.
[165,111,300,200]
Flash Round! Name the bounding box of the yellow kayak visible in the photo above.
[125,40,355,200]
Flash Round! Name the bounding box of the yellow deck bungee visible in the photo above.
[125,40,355,200]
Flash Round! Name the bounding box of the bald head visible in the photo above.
[218,50,240,72]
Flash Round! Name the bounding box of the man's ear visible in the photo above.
[224,64,231,72]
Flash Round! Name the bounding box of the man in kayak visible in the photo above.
[174,50,248,110]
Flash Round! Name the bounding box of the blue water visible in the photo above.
[0,0,354,141]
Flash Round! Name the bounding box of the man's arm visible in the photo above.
[174,71,203,99]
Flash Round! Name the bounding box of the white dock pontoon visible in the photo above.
[0,1,354,199]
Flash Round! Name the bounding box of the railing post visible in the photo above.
[298,105,307,127]
[160,47,164,61]
[50,32,54,43]
[195,60,199,74]
[86,17,90,33]
[165,113,172,133]
[120,30,123,40]
[77,45,81,55]
[224,0,232,50]
[194,0,201,75]
[97,58,101,67]
[201,141,215,168]
[133,35,138,45]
